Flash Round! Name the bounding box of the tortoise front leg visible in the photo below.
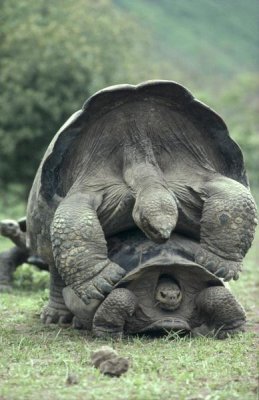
[0,247,28,292]
[51,193,126,308]
[196,177,257,281]
[92,288,138,338]
[41,263,73,325]
[193,286,246,339]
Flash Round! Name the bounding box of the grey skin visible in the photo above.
[155,277,182,311]
[26,80,257,325]
[63,231,246,340]
[0,218,48,291]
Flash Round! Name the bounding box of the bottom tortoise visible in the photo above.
[63,230,246,340]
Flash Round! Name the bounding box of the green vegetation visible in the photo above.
[115,0,259,193]
[0,0,258,199]
[0,0,153,194]
[116,0,259,81]
[0,229,258,399]
[0,195,258,399]
[197,74,259,191]
[0,1,258,399]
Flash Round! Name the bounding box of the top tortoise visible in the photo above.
[27,80,257,320]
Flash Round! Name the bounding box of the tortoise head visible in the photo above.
[132,188,179,244]
[155,275,182,311]
[0,219,20,237]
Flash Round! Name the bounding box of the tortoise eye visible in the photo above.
[160,292,166,298]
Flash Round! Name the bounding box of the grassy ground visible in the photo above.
[0,209,258,399]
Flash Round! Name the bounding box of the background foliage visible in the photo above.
[0,2,258,399]
[0,0,258,202]
[0,0,154,195]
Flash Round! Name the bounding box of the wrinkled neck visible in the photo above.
[123,123,168,194]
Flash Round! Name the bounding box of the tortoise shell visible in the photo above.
[108,230,224,333]
[38,80,248,203]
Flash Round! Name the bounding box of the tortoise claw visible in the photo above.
[88,287,105,301]
[76,262,126,304]
[223,271,234,282]
[214,267,225,278]
[195,248,242,281]
[40,303,73,325]
[216,325,245,339]
[233,272,240,281]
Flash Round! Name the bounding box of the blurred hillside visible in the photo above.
[0,0,258,204]
[115,0,259,195]
[116,0,259,84]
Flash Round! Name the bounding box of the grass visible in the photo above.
[0,314,258,400]
[0,206,258,399]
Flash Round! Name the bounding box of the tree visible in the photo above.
[0,0,152,196]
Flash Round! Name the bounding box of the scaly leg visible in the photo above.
[193,286,246,339]
[51,193,126,310]
[196,177,257,281]
[92,288,138,338]
[41,263,73,325]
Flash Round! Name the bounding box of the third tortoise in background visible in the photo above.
[26,80,257,324]
[0,217,47,291]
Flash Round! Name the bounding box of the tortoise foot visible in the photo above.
[72,316,84,329]
[216,324,245,340]
[191,323,245,340]
[40,303,73,326]
[63,286,100,330]
[195,248,242,281]
[92,328,123,340]
[191,323,213,338]
[77,262,126,304]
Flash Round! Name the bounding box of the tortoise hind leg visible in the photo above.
[51,192,126,307]
[41,264,73,325]
[196,176,257,281]
[92,288,138,338]
[193,286,246,339]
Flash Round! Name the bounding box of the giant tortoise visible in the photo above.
[63,230,246,339]
[26,80,257,324]
[0,217,47,291]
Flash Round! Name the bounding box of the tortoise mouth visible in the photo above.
[156,302,182,311]
[138,317,190,333]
